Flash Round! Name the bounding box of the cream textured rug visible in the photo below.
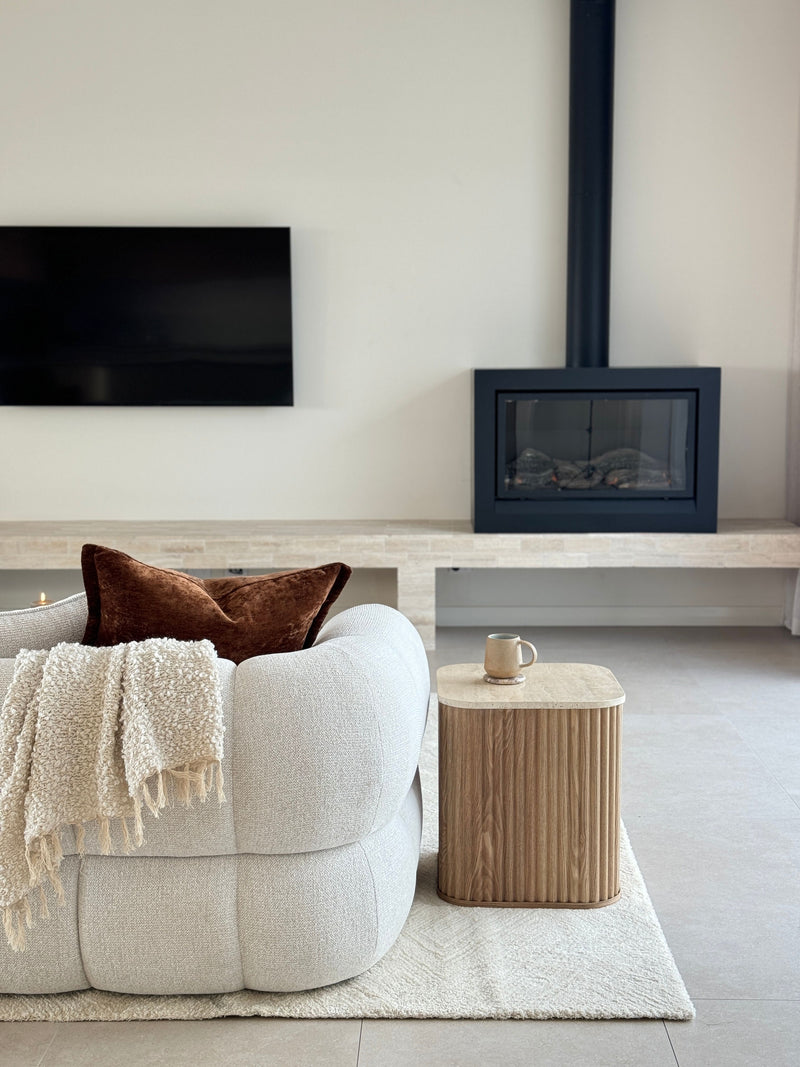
[0,698,694,1021]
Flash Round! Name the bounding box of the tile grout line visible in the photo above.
[34,1027,59,1067]
[691,996,800,1003]
[356,1018,364,1066]
[663,1019,681,1067]
[722,714,800,826]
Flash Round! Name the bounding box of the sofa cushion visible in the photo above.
[0,593,88,658]
[1,784,422,995]
[80,544,351,664]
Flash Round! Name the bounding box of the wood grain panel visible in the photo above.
[438,701,622,908]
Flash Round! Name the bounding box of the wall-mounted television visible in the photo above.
[0,226,293,406]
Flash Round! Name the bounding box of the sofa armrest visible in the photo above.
[232,604,430,854]
[0,593,88,657]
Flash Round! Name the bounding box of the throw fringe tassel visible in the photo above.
[4,832,65,951]
[2,896,32,953]
[3,759,224,952]
[164,760,226,808]
[137,760,224,814]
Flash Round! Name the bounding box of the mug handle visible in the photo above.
[519,640,537,668]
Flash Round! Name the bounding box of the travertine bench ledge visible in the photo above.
[0,519,798,649]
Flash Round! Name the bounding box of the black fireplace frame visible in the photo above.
[474,366,720,533]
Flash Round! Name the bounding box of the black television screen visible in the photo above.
[0,226,293,406]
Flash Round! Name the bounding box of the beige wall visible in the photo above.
[0,0,796,525]
[612,0,800,520]
[0,1,798,626]
[0,0,561,520]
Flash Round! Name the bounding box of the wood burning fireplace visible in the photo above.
[473,0,720,534]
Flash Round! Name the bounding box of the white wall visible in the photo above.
[437,568,791,627]
[0,1,798,621]
[612,0,800,520]
[0,0,565,520]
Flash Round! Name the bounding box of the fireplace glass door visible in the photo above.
[498,391,696,500]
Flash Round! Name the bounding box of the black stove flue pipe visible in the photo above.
[565,0,615,369]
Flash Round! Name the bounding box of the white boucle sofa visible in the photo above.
[0,595,430,995]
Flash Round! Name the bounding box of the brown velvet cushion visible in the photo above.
[80,544,351,664]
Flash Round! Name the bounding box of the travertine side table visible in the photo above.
[436,662,625,909]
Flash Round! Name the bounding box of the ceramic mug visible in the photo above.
[484,633,537,683]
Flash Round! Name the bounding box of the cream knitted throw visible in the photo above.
[0,638,225,951]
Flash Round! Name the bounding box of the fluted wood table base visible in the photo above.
[436,888,621,909]
[437,663,625,909]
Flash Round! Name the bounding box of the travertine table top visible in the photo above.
[437,662,626,710]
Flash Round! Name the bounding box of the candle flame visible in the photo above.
[39,592,47,604]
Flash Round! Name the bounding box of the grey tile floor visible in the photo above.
[2,626,799,1066]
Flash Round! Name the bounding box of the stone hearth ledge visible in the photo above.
[0,519,798,649]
